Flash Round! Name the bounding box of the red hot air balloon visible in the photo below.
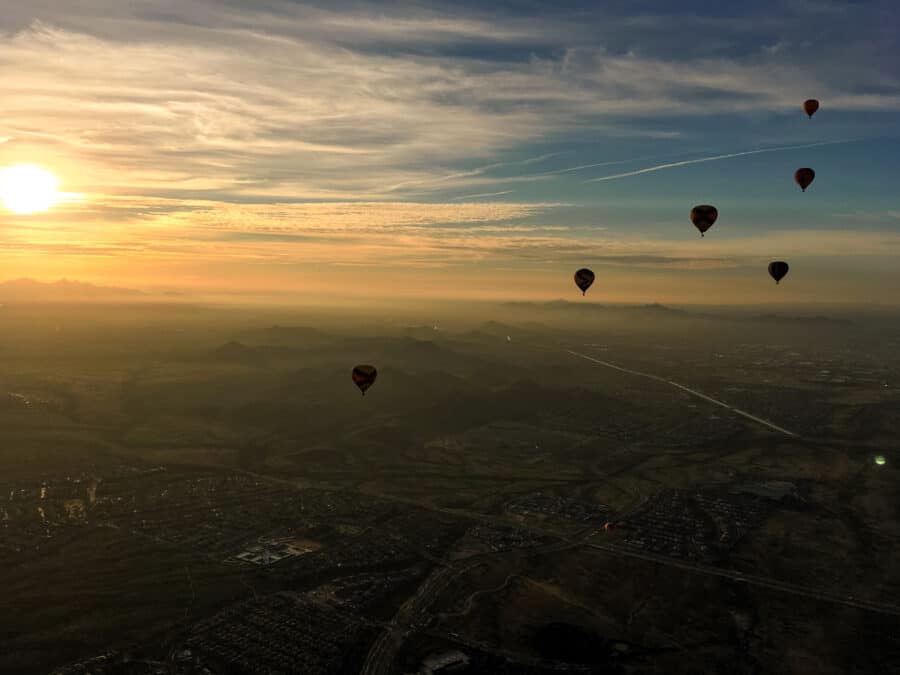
[803,99,819,118]
[574,268,595,296]
[690,205,718,237]
[352,365,377,396]
[768,261,789,285]
[794,168,815,192]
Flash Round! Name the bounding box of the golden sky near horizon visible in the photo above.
[1,2,899,305]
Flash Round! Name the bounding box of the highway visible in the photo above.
[360,531,900,673]
[233,393,900,675]
[359,561,471,675]
[360,538,585,675]
[234,465,900,675]
[586,538,900,617]
[231,467,900,673]
[565,348,800,438]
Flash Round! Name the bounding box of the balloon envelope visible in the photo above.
[574,268,595,295]
[768,261,789,284]
[690,205,718,236]
[352,364,377,395]
[794,168,815,191]
[803,99,819,118]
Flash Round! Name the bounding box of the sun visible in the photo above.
[0,165,61,214]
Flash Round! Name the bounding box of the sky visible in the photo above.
[0,0,898,306]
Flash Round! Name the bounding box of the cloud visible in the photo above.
[2,197,569,264]
[153,200,561,232]
[1,22,552,201]
[8,190,900,275]
[1,4,896,205]
[830,210,900,224]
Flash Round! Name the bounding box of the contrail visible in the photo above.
[451,190,514,200]
[381,152,560,193]
[583,140,856,183]
[538,155,660,176]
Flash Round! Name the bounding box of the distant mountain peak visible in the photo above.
[755,313,850,324]
[216,340,251,352]
[211,341,262,363]
[639,303,681,313]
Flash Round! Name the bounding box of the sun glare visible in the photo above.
[0,165,61,214]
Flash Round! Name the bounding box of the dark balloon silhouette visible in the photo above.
[574,268,595,296]
[690,205,718,237]
[794,168,815,192]
[351,364,377,395]
[803,99,819,118]
[768,261,789,284]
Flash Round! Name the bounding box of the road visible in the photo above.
[360,525,900,675]
[586,538,900,617]
[230,362,900,674]
[360,558,487,675]
[232,464,900,673]
[229,467,900,673]
[565,348,800,438]
[360,538,586,675]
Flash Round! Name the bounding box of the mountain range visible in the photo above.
[0,278,144,302]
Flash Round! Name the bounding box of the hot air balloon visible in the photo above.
[574,268,595,296]
[690,205,718,237]
[794,168,815,192]
[351,365,377,396]
[803,99,819,118]
[768,261,789,285]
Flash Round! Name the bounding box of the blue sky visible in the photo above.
[0,0,898,304]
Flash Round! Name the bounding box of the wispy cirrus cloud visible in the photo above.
[7,192,900,272]
[830,210,900,223]
[2,2,897,204]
